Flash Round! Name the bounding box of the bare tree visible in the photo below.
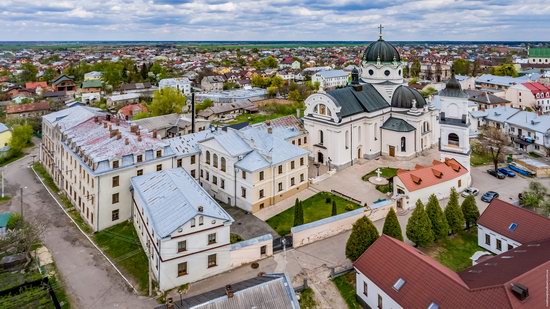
[0,217,46,265]
[479,126,511,171]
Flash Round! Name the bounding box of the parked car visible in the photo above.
[461,187,479,197]
[498,168,516,177]
[487,169,506,179]
[481,191,499,202]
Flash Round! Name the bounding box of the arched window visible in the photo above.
[213,154,218,168]
[221,157,226,172]
[345,130,349,149]
[319,130,324,145]
[448,133,459,147]
[205,151,211,164]
[316,104,331,116]
[401,137,406,152]
[190,218,196,227]
[199,216,204,226]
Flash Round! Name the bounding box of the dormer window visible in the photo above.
[315,104,331,117]
[112,160,119,169]
[137,155,143,163]
[156,150,162,158]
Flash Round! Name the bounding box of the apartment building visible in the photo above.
[167,116,309,213]
[41,107,175,231]
[131,168,234,291]
[311,69,349,90]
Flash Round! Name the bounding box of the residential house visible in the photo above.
[84,71,102,81]
[478,198,550,254]
[354,234,550,309]
[117,103,148,120]
[107,93,141,107]
[0,123,11,156]
[506,82,550,113]
[159,78,192,96]
[5,101,49,120]
[201,76,225,92]
[80,80,103,94]
[52,75,76,93]
[311,70,349,89]
[527,47,550,66]
[279,57,301,70]
[465,89,511,110]
[131,168,234,291]
[131,113,210,139]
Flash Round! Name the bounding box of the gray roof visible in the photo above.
[381,117,416,132]
[439,74,468,98]
[42,106,105,131]
[506,111,550,133]
[158,273,299,309]
[363,38,401,62]
[131,168,233,239]
[465,90,510,105]
[315,69,348,79]
[326,83,389,118]
[484,106,521,123]
[391,85,427,108]
[130,113,180,132]
[0,123,9,133]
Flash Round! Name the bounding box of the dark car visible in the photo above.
[498,168,516,177]
[487,169,506,179]
[481,191,499,202]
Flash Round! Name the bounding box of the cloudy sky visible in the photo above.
[1,0,549,41]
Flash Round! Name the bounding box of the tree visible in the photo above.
[382,208,403,241]
[479,127,510,172]
[9,125,33,156]
[195,99,214,112]
[490,63,518,77]
[461,195,480,229]
[444,188,465,234]
[150,88,187,116]
[420,86,438,98]
[18,62,38,83]
[267,86,278,98]
[293,199,304,226]
[406,200,434,247]
[345,216,379,261]
[331,200,337,216]
[452,59,471,75]
[425,194,449,239]
[41,67,57,83]
[410,59,421,78]
[520,181,550,216]
[132,111,150,120]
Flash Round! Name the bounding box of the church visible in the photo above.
[303,28,439,169]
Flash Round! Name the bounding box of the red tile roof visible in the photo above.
[522,82,550,98]
[118,103,148,117]
[396,158,468,192]
[477,199,550,244]
[353,235,511,308]
[6,101,50,114]
[25,81,48,90]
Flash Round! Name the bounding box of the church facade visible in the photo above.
[303,31,439,169]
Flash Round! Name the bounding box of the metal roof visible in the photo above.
[381,117,415,132]
[528,47,550,58]
[42,106,104,131]
[314,69,348,79]
[326,83,389,118]
[131,168,233,239]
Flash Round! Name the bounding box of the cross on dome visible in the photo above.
[378,24,384,39]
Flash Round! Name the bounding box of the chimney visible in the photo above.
[94,116,99,123]
[108,124,112,131]
[130,124,138,133]
[296,108,300,118]
[267,127,272,134]
[116,132,122,140]
[110,129,118,138]
[153,130,158,138]
[106,114,111,121]
[115,118,120,126]
[103,122,108,128]
[166,297,174,309]
[138,136,142,142]
[124,138,129,145]
[225,285,234,298]
[511,283,529,301]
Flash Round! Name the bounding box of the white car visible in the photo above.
[461,187,479,197]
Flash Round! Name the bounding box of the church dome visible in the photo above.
[439,71,468,98]
[363,38,401,63]
[391,85,427,109]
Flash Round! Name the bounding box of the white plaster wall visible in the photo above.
[355,271,403,309]
[229,237,273,268]
[478,225,521,255]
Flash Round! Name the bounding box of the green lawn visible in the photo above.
[361,167,398,193]
[228,112,290,125]
[93,221,149,293]
[298,288,317,309]
[333,272,361,309]
[266,192,361,236]
[470,151,493,166]
[422,229,480,272]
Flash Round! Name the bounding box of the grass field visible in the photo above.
[470,151,493,166]
[333,272,361,309]
[93,221,149,293]
[298,288,317,309]
[266,192,361,236]
[422,229,480,272]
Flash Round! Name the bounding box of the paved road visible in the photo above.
[1,147,155,309]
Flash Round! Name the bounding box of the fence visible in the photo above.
[330,189,362,205]
[229,234,273,268]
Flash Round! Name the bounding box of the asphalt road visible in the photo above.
[1,147,155,309]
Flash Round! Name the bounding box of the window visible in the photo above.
[508,223,518,232]
[241,187,247,198]
[112,193,119,204]
[208,254,217,268]
[291,161,295,169]
[298,139,301,146]
[368,69,374,76]
[112,209,119,221]
[458,179,462,188]
[300,157,304,166]
[508,244,514,251]
[300,173,304,182]
[363,282,368,296]
[206,171,209,181]
[304,136,307,144]
[242,170,246,179]
[199,216,204,226]
[206,151,211,164]
[112,176,119,187]
[221,157,226,172]
[291,177,295,186]
[259,189,264,199]
[384,70,390,76]
[260,245,267,255]
[259,171,264,181]
[191,155,196,164]
[191,170,196,178]
[178,241,186,252]
[156,150,162,158]
[156,164,162,171]
[496,239,502,251]
[392,278,405,291]
[400,137,406,152]
[378,294,383,309]
[485,234,491,245]
[137,155,143,162]
[190,218,196,227]
[319,130,324,144]
[177,159,182,167]
[448,133,459,147]
[278,182,283,192]
[208,233,216,245]
[212,176,217,185]
[345,130,349,149]
[278,165,283,174]
[137,169,143,176]
[177,262,187,276]
[113,160,119,168]
[213,154,218,168]
[221,179,225,189]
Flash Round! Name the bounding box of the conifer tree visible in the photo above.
[461,195,480,229]
[346,216,379,261]
[293,199,304,226]
[406,200,434,247]
[425,194,449,239]
[445,188,465,234]
[331,200,337,216]
[382,208,403,241]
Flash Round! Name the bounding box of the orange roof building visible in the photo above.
[393,158,471,209]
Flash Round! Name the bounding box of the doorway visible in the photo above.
[389,146,395,157]
[317,152,324,164]
[357,148,362,159]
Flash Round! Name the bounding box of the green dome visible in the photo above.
[363,38,401,63]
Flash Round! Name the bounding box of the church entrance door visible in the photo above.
[389,146,395,157]
[317,152,324,164]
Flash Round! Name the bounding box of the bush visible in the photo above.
[7,212,22,229]
[346,216,379,261]
[325,197,331,204]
